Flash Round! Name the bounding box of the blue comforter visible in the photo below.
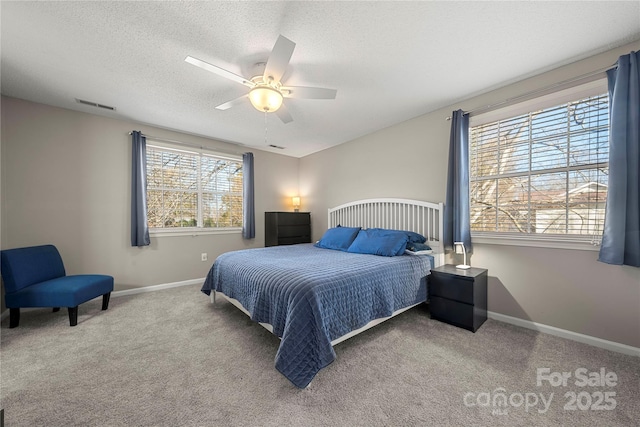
[201,243,433,388]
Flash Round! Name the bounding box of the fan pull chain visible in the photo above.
[264,112,268,146]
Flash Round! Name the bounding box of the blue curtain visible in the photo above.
[444,110,472,253]
[598,51,640,267]
[242,152,256,239]
[131,131,150,247]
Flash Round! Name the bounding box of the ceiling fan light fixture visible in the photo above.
[249,86,283,112]
[186,34,336,122]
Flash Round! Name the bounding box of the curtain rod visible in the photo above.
[446,63,615,120]
[128,132,245,157]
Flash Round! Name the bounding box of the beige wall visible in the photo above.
[1,97,299,293]
[300,40,640,348]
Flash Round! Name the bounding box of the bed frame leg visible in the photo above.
[210,290,216,304]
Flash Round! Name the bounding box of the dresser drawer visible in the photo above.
[273,212,310,226]
[278,236,310,245]
[277,224,311,238]
[430,272,474,304]
[265,212,311,247]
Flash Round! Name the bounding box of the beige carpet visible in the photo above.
[1,284,638,426]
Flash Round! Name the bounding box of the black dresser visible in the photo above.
[265,212,311,247]
[429,265,488,332]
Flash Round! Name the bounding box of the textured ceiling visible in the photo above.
[2,1,639,158]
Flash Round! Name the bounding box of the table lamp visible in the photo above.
[454,241,470,269]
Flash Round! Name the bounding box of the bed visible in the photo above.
[201,198,444,388]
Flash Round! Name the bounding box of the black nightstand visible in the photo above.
[429,264,488,332]
[265,212,311,246]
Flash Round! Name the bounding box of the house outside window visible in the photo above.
[469,79,609,250]
[146,142,243,235]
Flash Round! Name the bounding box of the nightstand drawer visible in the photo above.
[430,273,474,304]
[430,296,474,330]
[428,265,488,332]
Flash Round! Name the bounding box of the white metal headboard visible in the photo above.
[328,198,444,265]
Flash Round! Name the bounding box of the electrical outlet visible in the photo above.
[201,253,208,262]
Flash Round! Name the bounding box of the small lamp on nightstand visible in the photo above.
[292,196,301,212]
[454,241,470,269]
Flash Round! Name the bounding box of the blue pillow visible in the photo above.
[406,242,432,252]
[367,228,427,244]
[347,229,408,257]
[315,226,361,251]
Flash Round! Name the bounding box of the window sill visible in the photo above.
[150,227,242,238]
[471,232,601,251]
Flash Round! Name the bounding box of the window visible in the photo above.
[469,82,609,247]
[146,143,243,233]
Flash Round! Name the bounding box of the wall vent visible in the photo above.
[75,98,116,111]
[268,144,285,149]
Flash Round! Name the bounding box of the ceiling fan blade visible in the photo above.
[275,103,293,124]
[215,95,248,110]
[185,56,254,88]
[281,86,337,99]
[263,35,296,83]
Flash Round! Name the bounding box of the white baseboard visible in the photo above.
[111,278,204,298]
[0,278,204,321]
[488,311,640,357]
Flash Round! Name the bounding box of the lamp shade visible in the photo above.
[249,86,283,112]
[292,196,301,210]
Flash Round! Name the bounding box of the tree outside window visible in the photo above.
[146,145,243,230]
[470,93,608,238]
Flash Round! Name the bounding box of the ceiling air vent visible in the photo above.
[269,144,285,150]
[75,98,116,111]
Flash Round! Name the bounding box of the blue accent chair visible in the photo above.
[1,245,114,327]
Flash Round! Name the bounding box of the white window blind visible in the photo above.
[146,144,243,230]
[469,92,609,242]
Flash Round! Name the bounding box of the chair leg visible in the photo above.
[53,307,60,312]
[68,306,78,327]
[9,308,20,328]
[102,292,111,310]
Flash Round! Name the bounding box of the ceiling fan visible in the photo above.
[185,35,337,124]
